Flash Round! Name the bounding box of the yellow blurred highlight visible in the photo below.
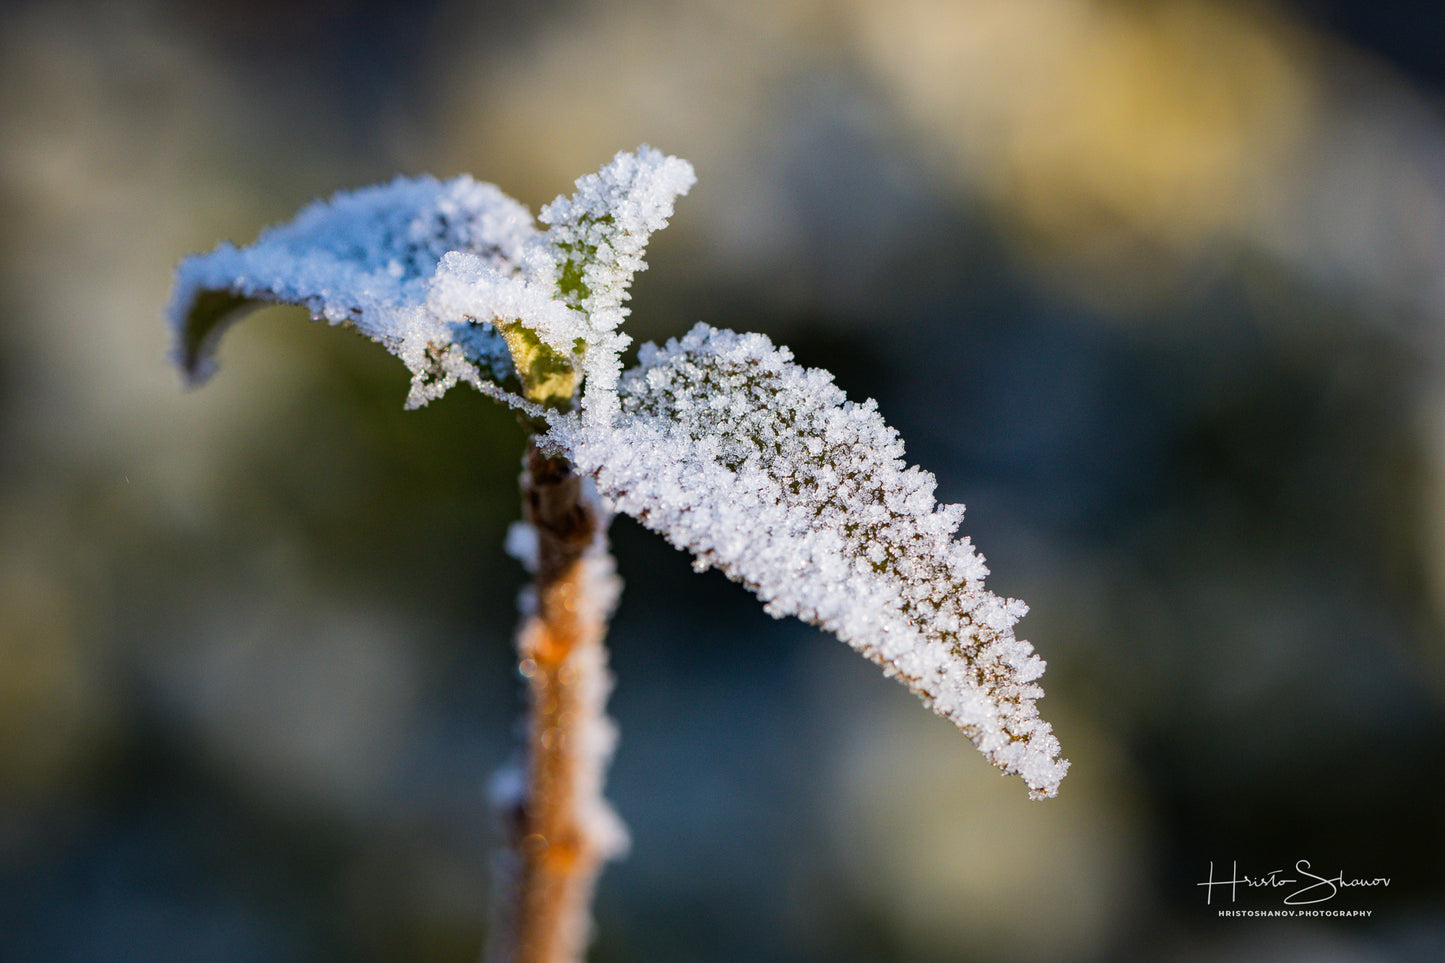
[850,0,1317,287]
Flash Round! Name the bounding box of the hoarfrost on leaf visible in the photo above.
[549,324,1068,798]
[167,173,548,410]
[165,146,1066,800]
[167,146,695,416]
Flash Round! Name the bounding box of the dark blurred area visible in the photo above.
[3,0,1444,960]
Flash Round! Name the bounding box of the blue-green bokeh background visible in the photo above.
[3,1,1444,960]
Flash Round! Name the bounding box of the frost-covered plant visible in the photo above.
[168,147,1067,963]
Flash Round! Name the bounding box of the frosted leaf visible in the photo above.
[166,149,1067,798]
[539,146,696,429]
[168,173,541,411]
[168,148,693,415]
[550,323,1068,798]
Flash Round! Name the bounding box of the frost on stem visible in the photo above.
[550,325,1068,798]
[488,447,626,963]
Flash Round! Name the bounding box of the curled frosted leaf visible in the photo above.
[539,146,696,428]
[552,323,1068,798]
[167,174,541,410]
[168,149,693,417]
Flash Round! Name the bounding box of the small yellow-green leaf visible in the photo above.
[500,321,579,408]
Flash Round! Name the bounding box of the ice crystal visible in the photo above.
[551,324,1067,798]
[166,147,1066,798]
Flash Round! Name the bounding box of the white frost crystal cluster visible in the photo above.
[537,149,698,429]
[168,147,1067,797]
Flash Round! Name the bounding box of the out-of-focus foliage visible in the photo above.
[3,1,1444,961]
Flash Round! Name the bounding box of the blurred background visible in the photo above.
[3,0,1445,960]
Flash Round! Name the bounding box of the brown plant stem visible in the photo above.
[487,442,624,963]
